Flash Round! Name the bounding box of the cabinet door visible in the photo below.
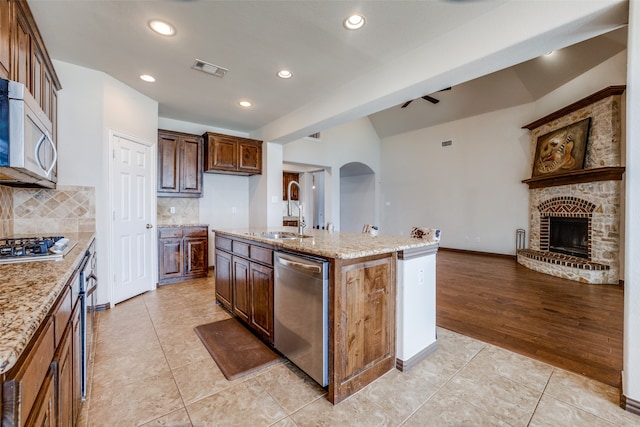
[11,6,31,91]
[184,237,208,277]
[215,250,233,310]
[237,138,262,174]
[0,0,9,79]
[283,172,299,201]
[250,262,274,343]
[232,256,251,324]
[157,132,180,194]
[205,134,237,172]
[55,324,73,427]
[25,368,55,427]
[180,136,203,195]
[71,302,81,426]
[159,238,183,282]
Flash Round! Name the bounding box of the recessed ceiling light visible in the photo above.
[149,20,175,36]
[544,51,555,56]
[343,14,365,30]
[239,100,253,108]
[277,70,292,79]
[140,74,156,82]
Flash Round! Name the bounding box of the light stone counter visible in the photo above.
[0,232,95,374]
[212,227,439,259]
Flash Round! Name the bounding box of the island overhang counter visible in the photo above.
[211,227,439,404]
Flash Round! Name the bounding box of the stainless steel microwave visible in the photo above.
[0,77,57,188]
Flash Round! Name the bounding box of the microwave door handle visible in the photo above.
[34,134,57,177]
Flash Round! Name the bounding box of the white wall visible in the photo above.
[54,60,158,306]
[380,105,532,254]
[378,51,627,256]
[340,173,376,233]
[283,117,381,230]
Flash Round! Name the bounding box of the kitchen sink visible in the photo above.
[246,231,312,240]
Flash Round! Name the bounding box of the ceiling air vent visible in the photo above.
[307,132,321,140]
[191,59,228,78]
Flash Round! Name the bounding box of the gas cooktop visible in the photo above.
[0,236,78,264]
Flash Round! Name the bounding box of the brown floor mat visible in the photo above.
[194,318,282,380]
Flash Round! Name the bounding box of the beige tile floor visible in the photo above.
[79,277,640,427]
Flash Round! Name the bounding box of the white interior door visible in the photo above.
[111,133,154,304]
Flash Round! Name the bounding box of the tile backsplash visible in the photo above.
[11,185,96,235]
[0,186,13,236]
[157,197,200,225]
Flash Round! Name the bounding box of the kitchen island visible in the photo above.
[212,227,439,404]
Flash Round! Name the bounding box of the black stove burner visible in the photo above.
[0,236,65,258]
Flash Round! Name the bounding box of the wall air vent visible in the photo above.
[191,59,228,78]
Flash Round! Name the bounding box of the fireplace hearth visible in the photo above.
[549,216,588,258]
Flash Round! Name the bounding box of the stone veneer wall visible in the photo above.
[12,185,96,235]
[157,197,200,225]
[520,92,623,284]
[0,185,13,236]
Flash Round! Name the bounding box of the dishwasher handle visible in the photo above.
[276,255,322,274]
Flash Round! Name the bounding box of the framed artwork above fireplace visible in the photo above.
[531,117,591,178]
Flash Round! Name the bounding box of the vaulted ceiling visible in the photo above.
[27,0,628,142]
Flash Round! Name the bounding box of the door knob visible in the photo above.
[146,224,153,229]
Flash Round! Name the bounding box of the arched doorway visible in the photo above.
[340,162,375,233]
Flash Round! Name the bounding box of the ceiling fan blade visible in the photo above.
[401,100,413,108]
[422,95,440,104]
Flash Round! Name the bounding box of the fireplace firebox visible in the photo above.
[548,216,589,258]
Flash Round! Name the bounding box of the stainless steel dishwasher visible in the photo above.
[274,251,329,387]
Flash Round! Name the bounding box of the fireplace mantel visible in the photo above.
[521,166,625,189]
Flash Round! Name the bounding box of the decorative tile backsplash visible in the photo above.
[0,186,13,236]
[157,197,200,225]
[11,185,96,235]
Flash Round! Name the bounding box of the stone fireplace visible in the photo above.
[517,87,625,285]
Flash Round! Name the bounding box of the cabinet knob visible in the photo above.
[146,224,153,229]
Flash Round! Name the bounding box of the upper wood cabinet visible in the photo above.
[0,0,10,79]
[203,132,263,175]
[157,130,203,198]
[1,1,61,137]
[283,172,299,201]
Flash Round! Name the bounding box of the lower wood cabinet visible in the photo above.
[214,235,274,344]
[158,226,209,284]
[24,367,55,427]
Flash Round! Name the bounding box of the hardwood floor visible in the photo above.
[436,249,624,388]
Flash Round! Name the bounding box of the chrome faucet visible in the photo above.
[287,180,306,235]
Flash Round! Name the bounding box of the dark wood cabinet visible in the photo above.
[283,172,299,201]
[71,302,81,426]
[249,262,274,341]
[214,248,233,310]
[232,256,251,324]
[158,226,208,284]
[54,320,73,427]
[10,1,60,124]
[0,0,10,79]
[25,367,55,427]
[203,132,262,175]
[214,234,274,343]
[157,130,203,198]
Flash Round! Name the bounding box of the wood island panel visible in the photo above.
[329,253,396,404]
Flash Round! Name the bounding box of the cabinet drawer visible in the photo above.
[159,227,183,239]
[52,286,72,348]
[184,226,207,238]
[232,241,250,257]
[215,236,232,252]
[4,316,55,426]
[251,245,273,265]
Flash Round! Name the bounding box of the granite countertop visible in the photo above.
[212,227,439,260]
[0,232,96,375]
[158,224,209,228]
